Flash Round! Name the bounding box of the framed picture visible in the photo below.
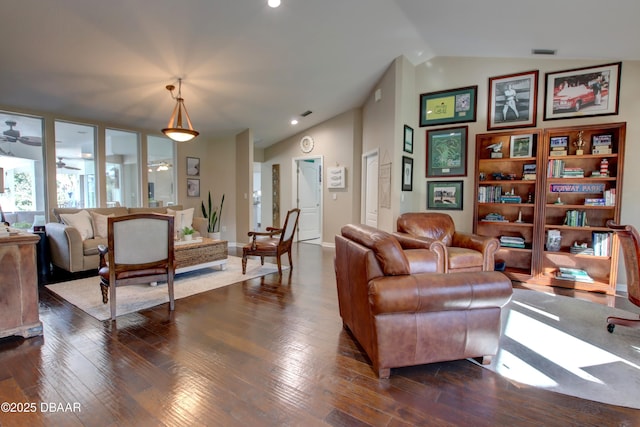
[401,156,413,191]
[488,70,538,130]
[427,180,463,210]
[543,62,621,120]
[379,163,392,208]
[550,135,569,149]
[187,178,200,197]
[510,134,533,158]
[592,134,613,146]
[419,85,477,127]
[426,126,467,177]
[403,125,414,154]
[186,157,200,176]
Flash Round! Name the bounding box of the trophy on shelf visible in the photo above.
[573,131,585,155]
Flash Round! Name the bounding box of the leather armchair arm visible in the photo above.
[393,232,446,273]
[452,232,500,271]
[46,222,85,272]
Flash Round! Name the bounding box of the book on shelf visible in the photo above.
[592,232,612,257]
[604,189,616,206]
[500,195,522,203]
[522,163,536,180]
[584,198,606,206]
[563,210,588,227]
[549,149,568,157]
[556,267,594,283]
[570,243,594,255]
[561,167,584,178]
[500,235,525,248]
[481,213,508,222]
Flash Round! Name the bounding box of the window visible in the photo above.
[147,135,176,207]
[54,121,96,208]
[0,112,46,228]
[106,129,140,207]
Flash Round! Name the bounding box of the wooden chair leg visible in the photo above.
[260,256,264,266]
[287,250,293,270]
[168,275,175,311]
[109,283,117,320]
[100,279,109,304]
[242,254,248,274]
[276,255,282,275]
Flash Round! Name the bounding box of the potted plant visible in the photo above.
[201,191,225,240]
[182,226,195,241]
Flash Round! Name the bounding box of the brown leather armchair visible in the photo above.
[335,224,512,378]
[395,212,499,273]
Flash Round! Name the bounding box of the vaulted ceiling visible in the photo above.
[1,0,638,148]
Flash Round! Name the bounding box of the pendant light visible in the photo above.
[162,78,199,142]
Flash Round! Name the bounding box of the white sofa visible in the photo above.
[46,205,207,273]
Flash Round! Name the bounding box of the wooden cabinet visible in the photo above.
[539,122,625,294]
[0,233,43,339]
[473,129,544,282]
[474,122,625,294]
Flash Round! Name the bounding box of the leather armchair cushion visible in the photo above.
[397,212,455,246]
[404,249,439,274]
[368,271,512,315]
[447,247,483,270]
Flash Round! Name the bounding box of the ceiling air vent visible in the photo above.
[532,49,557,56]
[300,110,313,117]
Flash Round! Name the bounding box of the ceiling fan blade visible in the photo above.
[64,165,81,170]
[18,136,42,147]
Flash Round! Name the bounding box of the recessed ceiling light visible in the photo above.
[290,119,298,125]
[268,0,281,8]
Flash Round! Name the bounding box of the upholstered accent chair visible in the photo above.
[606,221,640,333]
[98,213,175,320]
[242,208,300,275]
[395,212,500,273]
[335,224,513,378]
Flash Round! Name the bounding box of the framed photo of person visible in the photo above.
[426,126,467,177]
[419,85,477,127]
[427,180,463,210]
[403,125,414,154]
[487,70,538,130]
[401,156,413,191]
[543,62,622,120]
[509,134,534,158]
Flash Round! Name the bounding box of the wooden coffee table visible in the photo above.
[174,237,228,274]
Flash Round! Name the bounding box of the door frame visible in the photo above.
[292,155,323,243]
[361,148,379,226]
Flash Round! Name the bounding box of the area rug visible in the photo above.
[46,256,284,321]
[475,288,640,409]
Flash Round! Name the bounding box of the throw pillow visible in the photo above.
[90,211,114,238]
[60,210,94,241]
[167,208,194,232]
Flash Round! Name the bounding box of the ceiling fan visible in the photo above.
[0,120,42,146]
[56,157,81,170]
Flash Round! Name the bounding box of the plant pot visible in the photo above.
[208,232,221,240]
[183,234,193,241]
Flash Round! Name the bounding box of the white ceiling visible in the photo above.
[1,0,638,148]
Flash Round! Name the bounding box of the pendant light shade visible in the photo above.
[162,78,199,142]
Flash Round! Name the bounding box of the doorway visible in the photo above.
[293,156,322,243]
[362,149,379,227]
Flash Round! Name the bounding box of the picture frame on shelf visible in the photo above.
[419,85,477,127]
[487,70,538,130]
[186,157,200,176]
[427,180,463,210]
[401,156,413,191]
[509,134,534,158]
[426,126,467,177]
[187,178,200,197]
[403,125,414,154]
[543,62,621,120]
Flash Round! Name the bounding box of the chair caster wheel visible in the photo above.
[607,323,615,333]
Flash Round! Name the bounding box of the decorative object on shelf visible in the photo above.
[426,126,468,176]
[403,125,413,154]
[419,85,477,127]
[591,133,613,154]
[162,78,199,142]
[527,192,534,204]
[327,166,346,189]
[187,178,200,197]
[488,70,538,130]
[599,158,609,176]
[510,134,534,158]
[546,230,562,252]
[549,135,569,156]
[479,172,486,181]
[543,62,622,121]
[515,210,524,223]
[522,164,536,180]
[401,156,413,191]
[554,196,564,205]
[182,226,195,241]
[486,141,503,158]
[186,157,200,176]
[300,135,314,153]
[427,180,463,210]
[573,131,586,155]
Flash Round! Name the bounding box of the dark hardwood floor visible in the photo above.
[1,243,639,426]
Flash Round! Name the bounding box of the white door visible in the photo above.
[363,151,378,227]
[297,159,321,241]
